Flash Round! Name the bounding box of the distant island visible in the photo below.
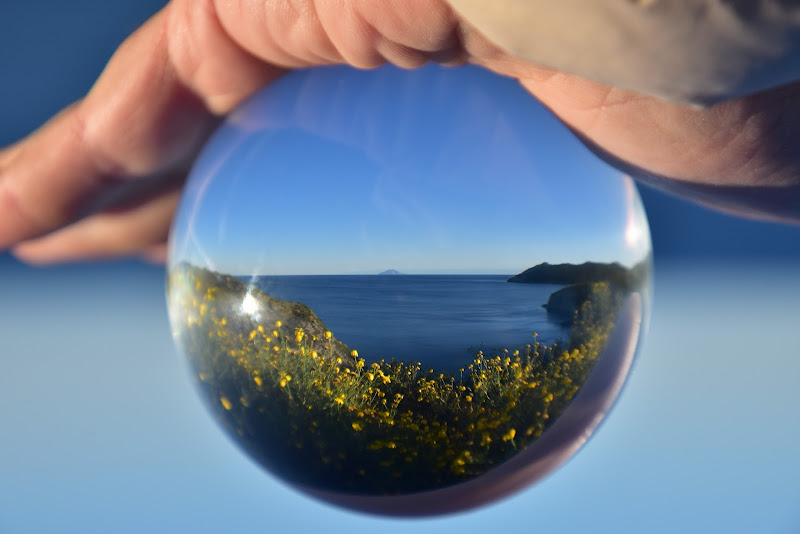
[378,269,404,275]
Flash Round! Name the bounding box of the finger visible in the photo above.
[0,0,483,252]
[0,3,282,251]
[140,243,169,265]
[11,188,181,265]
[515,72,800,223]
[150,0,800,224]
[520,73,800,187]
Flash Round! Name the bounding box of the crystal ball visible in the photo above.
[167,64,651,516]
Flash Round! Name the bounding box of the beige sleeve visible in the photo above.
[448,0,800,105]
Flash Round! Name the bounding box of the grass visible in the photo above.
[168,265,626,495]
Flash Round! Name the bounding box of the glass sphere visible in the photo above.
[166,64,651,516]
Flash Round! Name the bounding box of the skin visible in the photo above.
[1,0,798,265]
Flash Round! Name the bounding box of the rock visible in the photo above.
[542,283,593,325]
[507,258,650,289]
[507,261,630,286]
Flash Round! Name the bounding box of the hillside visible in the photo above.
[507,260,649,289]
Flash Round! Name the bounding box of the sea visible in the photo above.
[248,275,569,371]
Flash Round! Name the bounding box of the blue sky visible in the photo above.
[170,65,651,275]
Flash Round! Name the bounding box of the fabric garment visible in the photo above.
[448,0,800,105]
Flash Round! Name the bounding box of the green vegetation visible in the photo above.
[168,265,626,495]
[507,259,650,289]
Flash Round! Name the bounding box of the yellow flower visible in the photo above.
[352,422,363,431]
[272,330,279,338]
[502,428,516,441]
[253,376,263,386]
[350,350,358,358]
[324,331,332,340]
[257,325,264,333]
[366,372,375,381]
[219,396,232,410]
[275,320,282,327]
[295,328,305,342]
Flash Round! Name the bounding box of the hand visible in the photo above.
[2,0,799,265]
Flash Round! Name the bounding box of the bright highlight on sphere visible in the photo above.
[166,64,652,516]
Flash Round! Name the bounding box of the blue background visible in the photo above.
[1,2,799,533]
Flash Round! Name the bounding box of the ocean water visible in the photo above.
[248,275,569,371]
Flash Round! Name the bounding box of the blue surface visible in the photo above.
[1,258,799,532]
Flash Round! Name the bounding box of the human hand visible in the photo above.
[2,0,799,265]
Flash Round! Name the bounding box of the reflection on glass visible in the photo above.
[166,64,651,516]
